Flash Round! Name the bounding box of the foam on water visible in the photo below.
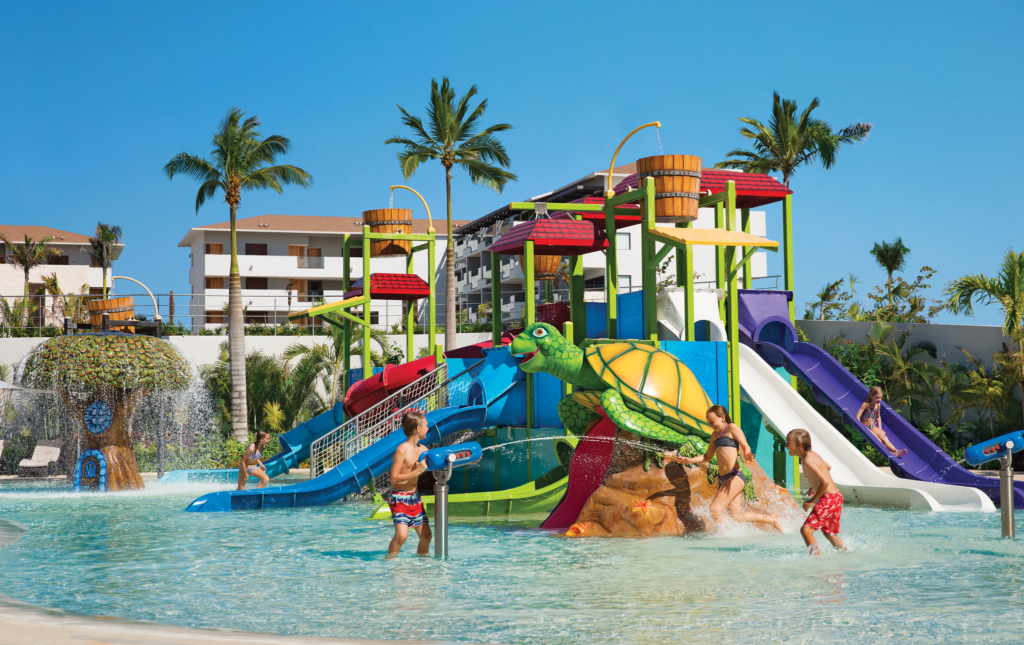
[0,480,1022,644]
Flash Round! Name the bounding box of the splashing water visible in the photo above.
[389,190,394,208]
[656,126,663,152]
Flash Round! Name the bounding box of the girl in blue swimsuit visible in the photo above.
[237,430,271,490]
[673,405,782,532]
[856,386,907,458]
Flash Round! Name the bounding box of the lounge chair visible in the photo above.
[18,440,62,477]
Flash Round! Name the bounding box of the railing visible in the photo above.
[297,256,324,269]
[308,358,486,496]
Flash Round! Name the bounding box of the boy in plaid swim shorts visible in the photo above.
[787,429,847,554]
[386,410,432,559]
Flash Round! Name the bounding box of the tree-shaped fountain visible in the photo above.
[20,332,191,491]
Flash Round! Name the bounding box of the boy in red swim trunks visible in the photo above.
[386,410,432,559]
[787,429,846,555]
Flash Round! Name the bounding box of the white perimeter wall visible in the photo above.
[0,332,494,374]
[796,320,1014,367]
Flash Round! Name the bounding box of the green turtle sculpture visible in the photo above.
[511,323,753,498]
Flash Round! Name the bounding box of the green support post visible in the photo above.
[741,208,752,289]
[570,216,585,345]
[362,226,372,379]
[428,233,436,358]
[782,194,797,389]
[714,202,726,321]
[724,182,741,420]
[676,222,695,340]
[782,194,795,321]
[525,239,535,432]
[641,178,658,343]
[491,251,501,346]
[406,251,414,364]
[604,202,618,340]
[342,235,351,392]
[562,321,573,397]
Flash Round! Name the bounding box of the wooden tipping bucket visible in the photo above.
[518,254,562,281]
[635,155,702,223]
[362,209,412,257]
[87,296,135,333]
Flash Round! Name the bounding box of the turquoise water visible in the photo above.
[1,479,1022,644]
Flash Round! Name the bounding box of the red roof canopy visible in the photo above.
[345,273,430,301]
[489,218,608,255]
[553,196,640,230]
[613,168,791,209]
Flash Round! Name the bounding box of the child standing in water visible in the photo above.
[386,410,432,559]
[856,386,907,458]
[671,405,782,532]
[786,429,846,554]
[237,430,270,490]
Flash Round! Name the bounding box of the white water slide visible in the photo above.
[657,289,993,512]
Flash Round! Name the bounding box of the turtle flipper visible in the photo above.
[558,390,602,436]
[599,389,684,445]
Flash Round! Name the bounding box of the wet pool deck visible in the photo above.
[0,595,475,645]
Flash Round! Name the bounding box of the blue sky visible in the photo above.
[1,1,1020,327]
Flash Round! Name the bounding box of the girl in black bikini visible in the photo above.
[237,430,271,490]
[671,405,782,532]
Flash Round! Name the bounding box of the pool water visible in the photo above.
[1,479,1022,644]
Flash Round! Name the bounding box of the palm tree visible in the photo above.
[714,92,871,187]
[385,77,517,352]
[944,249,1024,424]
[40,273,63,324]
[870,237,911,307]
[0,234,57,326]
[88,223,123,296]
[165,108,313,440]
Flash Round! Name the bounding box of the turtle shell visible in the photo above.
[585,342,713,438]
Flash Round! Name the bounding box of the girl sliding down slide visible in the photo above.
[856,386,907,458]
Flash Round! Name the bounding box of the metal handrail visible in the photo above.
[308,357,485,480]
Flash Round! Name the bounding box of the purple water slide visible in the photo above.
[735,290,1023,507]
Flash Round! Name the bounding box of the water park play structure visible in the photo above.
[176,139,1015,533]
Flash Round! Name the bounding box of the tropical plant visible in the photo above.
[957,348,1006,439]
[165,108,313,440]
[0,234,58,326]
[385,77,517,352]
[866,322,937,425]
[88,223,123,295]
[943,248,1024,351]
[714,92,871,187]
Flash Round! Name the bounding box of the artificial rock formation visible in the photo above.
[567,429,797,537]
[22,332,191,491]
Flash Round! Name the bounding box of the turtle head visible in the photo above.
[511,323,569,375]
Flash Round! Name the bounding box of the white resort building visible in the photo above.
[1,225,122,328]
[179,165,778,334]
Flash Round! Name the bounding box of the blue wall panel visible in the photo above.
[586,302,607,339]
[617,290,646,340]
[660,341,728,406]
[533,372,564,428]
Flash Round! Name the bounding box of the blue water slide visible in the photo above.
[160,402,347,484]
[185,405,488,513]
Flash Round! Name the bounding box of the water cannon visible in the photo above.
[420,442,482,559]
[965,431,1023,539]
[419,442,483,472]
[965,432,1024,467]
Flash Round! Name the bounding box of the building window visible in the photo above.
[245,277,268,290]
[89,287,105,295]
[205,277,224,289]
[245,311,269,324]
[47,254,70,265]
[618,275,631,291]
[616,232,630,250]
[206,312,224,324]
[353,309,380,325]
[245,243,267,256]
[90,257,102,268]
[584,276,605,289]
[205,243,223,255]
[308,280,324,298]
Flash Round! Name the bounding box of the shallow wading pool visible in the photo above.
[0,479,1022,644]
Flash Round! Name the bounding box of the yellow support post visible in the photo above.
[724,182,740,419]
[406,251,414,364]
[741,208,752,289]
